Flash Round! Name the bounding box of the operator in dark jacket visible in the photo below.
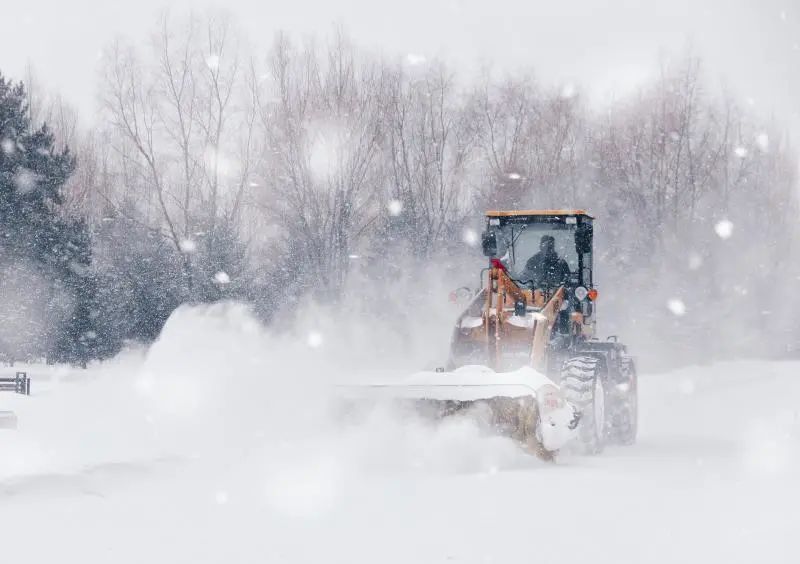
[520,235,571,288]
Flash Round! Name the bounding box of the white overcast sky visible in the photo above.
[1,0,798,130]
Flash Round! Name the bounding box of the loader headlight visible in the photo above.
[574,286,588,301]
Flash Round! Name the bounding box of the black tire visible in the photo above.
[610,356,638,446]
[560,356,606,454]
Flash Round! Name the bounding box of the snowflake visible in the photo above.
[206,54,221,69]
[667,298,687,316]
[734,146,748,158]
[387,199,403,216]
[406,54,427,66]
[756,133,769,152]
[462,228,479,246]
[733,285,749,296]
[214,271,230,284]
[714,219,734,240]
[14,168,38,194]
[179,239,197,253]
[307,331,324,348]
[507,172,522,180]
[1,138,14,155]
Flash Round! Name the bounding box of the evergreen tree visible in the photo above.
[0,72,95,365]
[91,203,184,354]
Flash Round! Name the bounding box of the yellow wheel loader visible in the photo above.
[340,210,637,459]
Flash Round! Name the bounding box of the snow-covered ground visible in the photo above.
[1,303,798,563]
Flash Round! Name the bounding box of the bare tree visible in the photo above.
[99,12,257,294]
[380,61,480,257]
[252,31,384,296]
[474,72,585,210]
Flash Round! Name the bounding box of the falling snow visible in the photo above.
[462,228,479,246]
[1,137,15,155]
[387,199,403,216]
[13,168,38,194]
[179,239,198,253]
[406,53,427,66]
[560,83,576,99]
[667,298,687,316]
[0,6,796,564]
[733,285,749,296]
[307,331,323,348]
[714,219,734,240]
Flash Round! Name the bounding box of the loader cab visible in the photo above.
[481,210,594,290]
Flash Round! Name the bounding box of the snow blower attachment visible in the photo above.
[340,210,637,459]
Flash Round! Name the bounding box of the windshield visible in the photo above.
[497,223,578,280]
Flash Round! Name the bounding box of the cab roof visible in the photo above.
[485,209,594,219]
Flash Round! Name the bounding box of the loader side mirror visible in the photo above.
[576,223,593,254]
[481,230,498,257]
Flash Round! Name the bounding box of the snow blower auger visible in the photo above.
[339,210,637,459]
